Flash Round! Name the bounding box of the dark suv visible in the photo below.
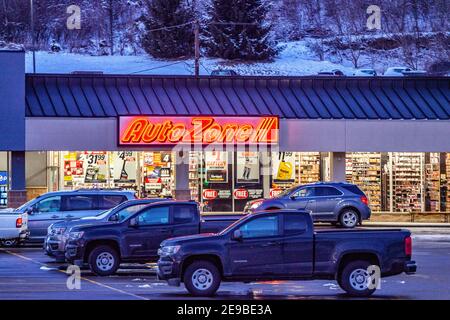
[244,182,370,228]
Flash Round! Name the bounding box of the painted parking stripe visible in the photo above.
[0,248,148,300]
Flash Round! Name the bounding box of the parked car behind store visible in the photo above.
[353,68,377,76]
[44,198,167,262]
[11,190,136,242]
[244,182,371,228]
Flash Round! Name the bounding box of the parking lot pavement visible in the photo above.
[0,232,449,300]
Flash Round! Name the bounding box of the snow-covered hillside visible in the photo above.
[24,41,361,76]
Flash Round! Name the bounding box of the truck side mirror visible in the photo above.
[129,218,138,227]
[26,206,36,215]
[232,230,243,241]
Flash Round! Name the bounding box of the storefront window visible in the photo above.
[388,153,423,212]
[346,153,382,212]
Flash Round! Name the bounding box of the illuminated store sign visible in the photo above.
[118,116,279,146]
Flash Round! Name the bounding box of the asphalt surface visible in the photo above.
[0,229,449,300]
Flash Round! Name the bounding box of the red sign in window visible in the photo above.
[118,116,279,146]
[202,189,218,200]
[234,189,249,199]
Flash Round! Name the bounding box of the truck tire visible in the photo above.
[339,209,359,228]
[183,261,221,297]
[88,245,120,276]
[338,260,377,297]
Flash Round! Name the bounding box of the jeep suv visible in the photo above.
[244,182,370,228]
[14,189,136,242]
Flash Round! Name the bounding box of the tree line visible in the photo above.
[0,0,448,64]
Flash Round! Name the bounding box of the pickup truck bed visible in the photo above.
[313,228,410,276]
[200,215,239,233]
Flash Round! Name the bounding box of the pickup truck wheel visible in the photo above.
[88,245,120,276]
[339,210,359,228]
[339,260,377,297]
[184,261,221,297]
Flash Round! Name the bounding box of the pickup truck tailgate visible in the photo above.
[0,212,28,239]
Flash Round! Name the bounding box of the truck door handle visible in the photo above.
[66,215,74,219]
[159,229,171,234]
[261,241,280,247]
[51,215,59,219]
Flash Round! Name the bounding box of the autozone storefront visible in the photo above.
[1,51,450,218]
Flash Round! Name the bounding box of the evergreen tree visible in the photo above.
[141,0,194,59]
[204,0,276,60]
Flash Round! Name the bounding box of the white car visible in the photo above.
[354,69,377,76]
[0,210,29,246]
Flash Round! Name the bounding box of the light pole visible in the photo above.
[30,0,36,73]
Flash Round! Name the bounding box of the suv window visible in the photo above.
[239,215,279,239]
[35,196,61,213]
[99,195,127,210]
[137,206,169,226]
[314,187,342,196]
[284,214,308,235]
[173,205,196,224]
[292,187,315,198]
[64,195,97,211]
[341,185,365,196]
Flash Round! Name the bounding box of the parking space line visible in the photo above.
[0,249,149,300]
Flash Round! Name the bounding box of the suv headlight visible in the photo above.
[159,245,181,257]
[68,231,84,240]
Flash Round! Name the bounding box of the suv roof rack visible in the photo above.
[74,188,130,192]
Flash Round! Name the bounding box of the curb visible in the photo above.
[363,222,450,228]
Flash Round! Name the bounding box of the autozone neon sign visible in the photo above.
[118,116,279,146]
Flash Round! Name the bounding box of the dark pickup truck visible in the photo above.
[157,209,417,297]
[64,201,236,275]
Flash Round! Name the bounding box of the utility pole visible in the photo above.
[109,0,114,56]
[194,20,200,76]
[30,0,36,73]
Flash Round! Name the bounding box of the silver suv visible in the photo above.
[244,182,371,228]
[13,190,136,242]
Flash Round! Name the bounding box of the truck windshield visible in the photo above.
[15,198,37,211]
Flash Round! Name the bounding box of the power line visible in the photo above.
[209,22,259,26]
[130,60,187,74]
[145,21,194,33]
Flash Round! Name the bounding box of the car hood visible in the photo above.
[161,233,218,246]
[54,218,107,231]
[70,220,117,232]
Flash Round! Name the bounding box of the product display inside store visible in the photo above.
[2,151,449,213]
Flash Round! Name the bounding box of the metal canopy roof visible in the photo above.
[25,74,450,120]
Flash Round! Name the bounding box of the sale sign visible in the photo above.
[118,116,278,146]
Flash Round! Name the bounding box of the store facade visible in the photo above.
[1,49,450,217]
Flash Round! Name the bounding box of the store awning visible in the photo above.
[25,74,449,120]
